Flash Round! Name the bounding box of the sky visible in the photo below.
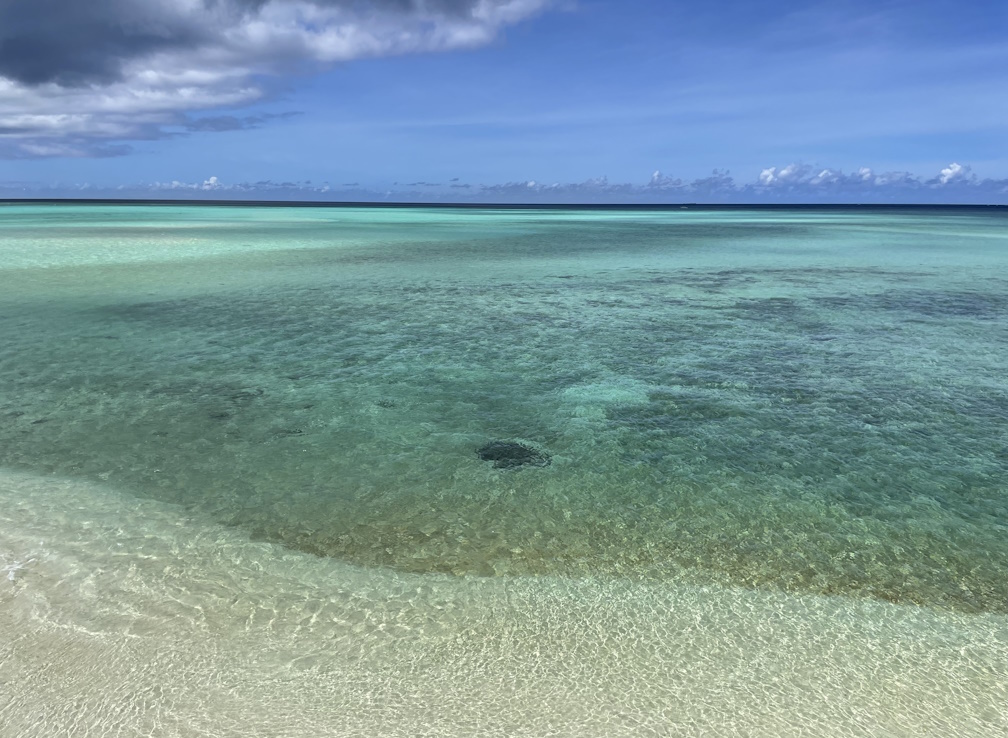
[1,0,1007,203]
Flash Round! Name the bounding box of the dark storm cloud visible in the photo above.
[0,0,205,86]
[0,1,541,86]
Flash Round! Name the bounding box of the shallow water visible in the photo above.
[3,469,1007,737]
[1,204,1007,613]
[2,204,1008,735]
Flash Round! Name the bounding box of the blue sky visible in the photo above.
[1,0,1006,202]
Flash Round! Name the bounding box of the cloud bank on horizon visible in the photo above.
[8,161,1005,205]
[0,0,551,156]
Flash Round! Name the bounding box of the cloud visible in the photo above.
[469,163,1008,203]
[933,162,974,186]
[5,163,1006,204]
[101,175,333,197]
[647,170,685,191]
[0,137,134,159]
[758,163,812,186]
[184,111,301,132]
[749,161,1008,202]
[0,0,553,157]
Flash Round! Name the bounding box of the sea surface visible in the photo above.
[2,203,1007,736]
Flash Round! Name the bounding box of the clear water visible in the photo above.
[1,203,1007,615]
[5,468,1008,737]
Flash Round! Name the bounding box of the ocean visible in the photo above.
[2,202,1006,735]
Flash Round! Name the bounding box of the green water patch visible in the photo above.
[2,207,1007,613]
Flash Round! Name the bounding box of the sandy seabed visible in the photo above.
[2,469,1006,737]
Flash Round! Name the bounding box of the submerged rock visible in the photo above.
[476,440,551,469]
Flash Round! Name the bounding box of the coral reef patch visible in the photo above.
[476,441,551,469]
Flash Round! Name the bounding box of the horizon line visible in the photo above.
[3,198,1007,211]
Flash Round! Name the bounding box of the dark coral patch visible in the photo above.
[476,440,551,469]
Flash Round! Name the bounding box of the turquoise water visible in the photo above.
[2,203,1007,613]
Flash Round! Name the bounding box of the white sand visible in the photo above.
[2,469,1007,737]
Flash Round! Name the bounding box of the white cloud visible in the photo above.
[5,162,1007,204]
[811,168,840,185]
[648,170,685,190]
[937,162,972,185]
[748,161,1008,202]
[0,0,553,157]
[758,164,811,185]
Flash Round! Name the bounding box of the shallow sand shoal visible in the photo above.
[2,469,1006,737]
